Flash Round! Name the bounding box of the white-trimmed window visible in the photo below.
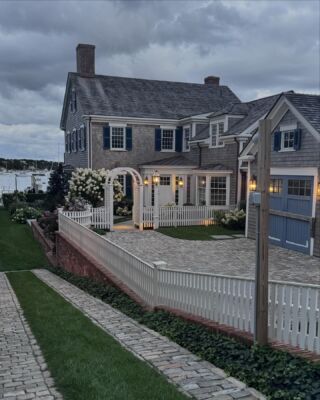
[70,89,77,113]
[197,176,206,205]
[210,122,224,148]
[116,174,126,195]
[111,126,125,150]
[79,125,86,151]
[210,177,227,205]
[281,130,295,151]
[183,126,190,151]
[161,129,175,151]
[160,176,171,186]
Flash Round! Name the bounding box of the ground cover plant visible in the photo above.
[7,271,188,400]
[48,265,320,400]
[157,224,244,240]
[0,208,49,271]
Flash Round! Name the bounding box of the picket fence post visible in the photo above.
[152,261,167,308]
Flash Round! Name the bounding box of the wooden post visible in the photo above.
[254,119,271,345]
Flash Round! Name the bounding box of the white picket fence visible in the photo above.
[59,213,320,354]
[158,205,217,227]
[92,207,109,229]
[61,209,92,227]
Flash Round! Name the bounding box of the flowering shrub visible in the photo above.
[67,168,123,207]
[12,207,42,224]
[220,208,246,230]
[63,197,88,211]
[116,206,132,216]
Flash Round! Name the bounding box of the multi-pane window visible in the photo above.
[160,176,171,186]
[70,89,77,113]
[210,177,227,205]
[161,129,174,151]
[72,129,77,152]
[198,176,206,205]
[183,127,190,151]
[288,179,311,197]
[270,179,282,194]
[111,127,125,149]
[211,123,224,147]
[282,130,295,150]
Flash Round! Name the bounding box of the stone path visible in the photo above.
[104,231,320,284]
[34,269,264,400]
[0,273,62,400]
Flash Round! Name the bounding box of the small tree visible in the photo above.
[45,163,68,210]
[67,168,123,207]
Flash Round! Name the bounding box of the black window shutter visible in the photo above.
[83,126,87,150]
[273,131,281,151]
[293,128,302,150]
[68,134,71,153]
[126,127,132,150]
[103,126,110,149]
[155,128,161,151]
[75,130,78,151]
[175,127,183,152]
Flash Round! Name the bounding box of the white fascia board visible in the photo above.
[179,112,212,123]
[140,165,196,170]
[270,167,318,176]
[192,169,233,175]
[82,114,179,126]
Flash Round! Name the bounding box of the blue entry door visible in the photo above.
[269,175,313,254]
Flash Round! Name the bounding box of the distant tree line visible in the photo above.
[0,158,59,171]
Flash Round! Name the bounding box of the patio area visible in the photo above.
[104,230,320,285]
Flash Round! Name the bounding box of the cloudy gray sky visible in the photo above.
[0,0,319,161]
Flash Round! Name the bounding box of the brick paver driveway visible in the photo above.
[105,231,320,285]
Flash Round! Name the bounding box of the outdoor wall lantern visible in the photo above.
[178,178,184,188]
[152,170,160,186]
[317,182,320,196]
[249,176,257,192]
[143,177,149,186]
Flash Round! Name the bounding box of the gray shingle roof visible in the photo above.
[190,125,210,141]
[67,72,239,121]
[223,94,282,136]
[140,155,196,167]
[196,164,232,171]
[285,93,320,133]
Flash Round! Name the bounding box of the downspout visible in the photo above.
[197,142,202,167]
[88,116,92,169]
[235,138,240,206]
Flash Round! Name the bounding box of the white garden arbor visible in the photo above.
[105,167,144,231]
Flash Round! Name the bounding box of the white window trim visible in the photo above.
[110,125,126,151]
[209,121,225,149]
[160,128,175,152]
[183,125,191,152]
[279,129,296,152]
[79,124,85,151]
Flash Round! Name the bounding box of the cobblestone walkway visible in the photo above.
[104,231,320,284]
[0,273,62,400]
[34,269,264,400]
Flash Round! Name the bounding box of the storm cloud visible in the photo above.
[0,0,319,160]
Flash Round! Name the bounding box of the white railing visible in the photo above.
[143,206,154,228]
[158,205,217,227]
[92,207,109,229]
[61,209,92,227]
[58,213,320,354]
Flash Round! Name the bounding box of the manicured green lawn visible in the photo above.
[0,208,49,271]
[7,271,187,400]
[157,224,244,240]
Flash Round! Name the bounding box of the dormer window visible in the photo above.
[210,122,224,148]
[70,89,77,113]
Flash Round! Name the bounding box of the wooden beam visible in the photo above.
[255,119,271,345]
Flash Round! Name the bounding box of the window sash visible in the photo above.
[210,177,227,205]
[111,127,125,150]
[210,123,224,148]
[288,179,311,197]
[282,130,295,150]
[197,176,206,205]
[161,129,174,151]
[183,127,190,151]
[160,176,171,186]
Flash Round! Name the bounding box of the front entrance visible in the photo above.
[269,175,314,254]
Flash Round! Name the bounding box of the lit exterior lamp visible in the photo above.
[317,182,320,196]
[143,177,149,186]
[152,170,160,186]
[249,176,257,192]
[178,178,184,188]
[269,183,274,193]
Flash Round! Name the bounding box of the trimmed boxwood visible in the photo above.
[47,266,320,400]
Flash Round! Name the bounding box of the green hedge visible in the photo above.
[48,266,320,400]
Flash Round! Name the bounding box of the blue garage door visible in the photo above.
[269,175,313,254]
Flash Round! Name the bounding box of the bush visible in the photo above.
[11,207,42,224]
[25,192,47,203]
[115,206,132,216]
[2,192,26,208]
[221,208,246,230]
[38,211,58,241]
[63,197,88,211]
[8,201,29,215]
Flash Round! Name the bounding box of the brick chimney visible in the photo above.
[204,76,220,85]
[76,44,95,76]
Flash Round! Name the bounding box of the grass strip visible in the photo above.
[48,266,320,400]
[0,208,48,271]
[7,271,187,400]
[157,225,244,240]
